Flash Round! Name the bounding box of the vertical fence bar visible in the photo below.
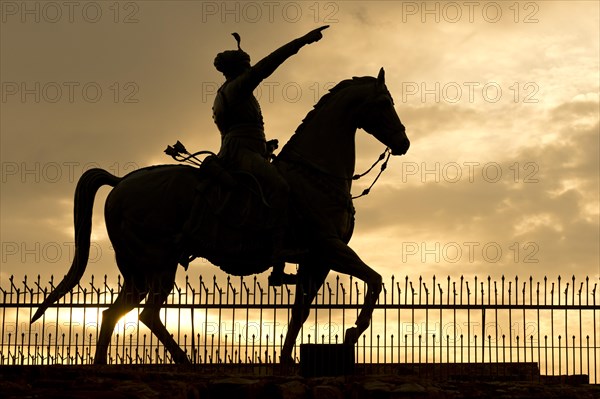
[522,280,526,364]
[565,279,569,376]
[397,279,401,365]
[593,283,597,384]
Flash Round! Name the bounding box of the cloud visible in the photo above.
[350,97,599,281]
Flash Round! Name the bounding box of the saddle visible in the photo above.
[179,154,281,276]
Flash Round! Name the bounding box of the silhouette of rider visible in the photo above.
[212,26,329,284]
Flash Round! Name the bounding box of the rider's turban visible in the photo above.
[214,33,250,75]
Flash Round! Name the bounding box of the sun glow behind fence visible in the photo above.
[0,273,597,382]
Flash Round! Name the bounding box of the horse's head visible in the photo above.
[355,68,410,156]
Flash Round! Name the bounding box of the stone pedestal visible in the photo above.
[300,344,354,377]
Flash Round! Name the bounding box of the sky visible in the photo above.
[1,1,599,294]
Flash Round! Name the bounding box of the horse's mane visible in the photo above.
[294,76,377,136]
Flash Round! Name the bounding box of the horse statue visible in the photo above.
[31,68,410,364]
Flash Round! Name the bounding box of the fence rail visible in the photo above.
[1,273,598,382]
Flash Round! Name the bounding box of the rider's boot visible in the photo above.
[268,261,297,286]
[268,230,298,286]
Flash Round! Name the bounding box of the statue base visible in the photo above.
[300,343,355,377]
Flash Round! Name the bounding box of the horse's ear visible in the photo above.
[377,67,385,85]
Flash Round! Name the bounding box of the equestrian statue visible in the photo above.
[31,26,410,365]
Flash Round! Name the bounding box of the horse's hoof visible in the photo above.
[279,354,294,365]
[344,327,360,345]
[174,354,192,365]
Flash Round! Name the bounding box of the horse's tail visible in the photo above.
[31,168,122,323]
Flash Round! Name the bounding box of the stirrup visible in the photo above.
[268,271,297,286]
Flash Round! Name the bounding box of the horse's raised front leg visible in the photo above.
[281,263,329,364]
[317,238,382,345]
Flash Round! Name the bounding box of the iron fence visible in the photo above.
[0,273,597,382]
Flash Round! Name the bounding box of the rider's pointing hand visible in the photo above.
[301,25,329,44]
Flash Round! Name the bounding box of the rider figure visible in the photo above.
[212,26,329,285]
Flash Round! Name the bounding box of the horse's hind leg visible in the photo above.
[139,267,190,364]
[281,263,329,364]
[95,276,146,364]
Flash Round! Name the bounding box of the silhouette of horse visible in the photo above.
[31,68,410,364]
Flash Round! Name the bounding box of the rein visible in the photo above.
[351,147,391,199]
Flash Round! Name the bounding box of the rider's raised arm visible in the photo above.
[234,26,329,94]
